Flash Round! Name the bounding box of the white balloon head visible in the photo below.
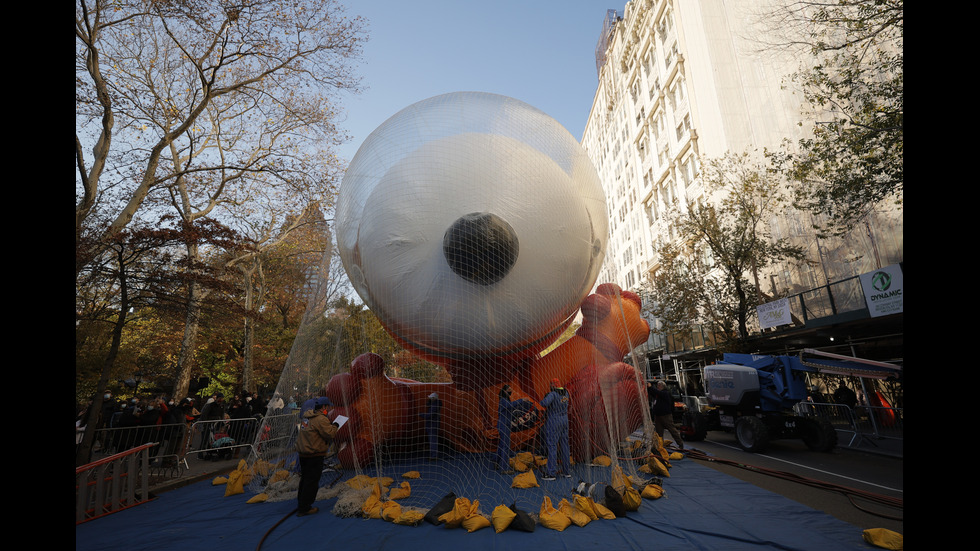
[336,91,608,389]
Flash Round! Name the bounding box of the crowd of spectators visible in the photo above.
[76,390,276,463]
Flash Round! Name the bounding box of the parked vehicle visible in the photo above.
[679,350,901,453]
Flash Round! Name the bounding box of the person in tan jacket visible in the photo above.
[294,397,339,517]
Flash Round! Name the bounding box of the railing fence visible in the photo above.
[794,401,903,455]
[75,443,153,524]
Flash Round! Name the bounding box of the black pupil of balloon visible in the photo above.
[443,213,519,285]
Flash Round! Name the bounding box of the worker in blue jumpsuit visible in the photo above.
[540,378,570,480]
[420,392,442,460]
[495,384,532,471]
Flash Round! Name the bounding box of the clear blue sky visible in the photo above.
[335,0,621,163]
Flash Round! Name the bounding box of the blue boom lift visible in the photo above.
[689,349,901,452]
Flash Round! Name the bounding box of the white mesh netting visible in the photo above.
[245,92,666,525]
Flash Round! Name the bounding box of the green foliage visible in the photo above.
[273,294,413,397]
[645,152,806,346]
[196,350,240,399]
[331,297,403,368]
[391,350,450,383]
[768,0,903,236]
[644,240,737,348]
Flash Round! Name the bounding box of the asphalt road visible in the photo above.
[679,431,904,535]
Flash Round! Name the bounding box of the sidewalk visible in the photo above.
[149,454,242,495]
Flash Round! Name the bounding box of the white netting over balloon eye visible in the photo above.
[246,92,663,526]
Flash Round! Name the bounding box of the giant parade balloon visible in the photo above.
[336,92,608,390]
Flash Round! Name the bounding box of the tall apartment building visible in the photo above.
[581,1,903,368]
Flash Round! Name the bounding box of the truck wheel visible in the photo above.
[681,412,707,442]
[734,416,769,453]
[801,418,838,452]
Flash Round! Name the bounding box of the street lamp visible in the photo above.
[122,371,143,397]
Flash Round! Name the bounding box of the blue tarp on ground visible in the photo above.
[76,454,879,551]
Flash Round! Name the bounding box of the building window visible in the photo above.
[675,113,691,141]
[679,155,699,186]
[664,40,678,70]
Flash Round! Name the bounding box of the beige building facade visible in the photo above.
[580,0,903,360]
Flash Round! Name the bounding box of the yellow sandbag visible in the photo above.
[462,513,491,532]
[224,468,246,497]
[642,484,665,499]
[559,498,592,527]
[212,476,228,485]
[362,482,383,519]
[251,459,272,477]
[512,470,539,488]
[269,469,291,484]
[622,485,642,511]
[592,499,617,520]
[539,496,571,531]
[863,528,903,550]
[491,504,517,533]
[346,474,376,490]
[515,451,534,465]
[669,451,684,460]
[393,510,425,526]
[389,481,411,500]
[363,500,383,519]
[592,455,612,466]
[647,456,670,477]
[246,493,268,504]
[438,497,475,528]
[534,455,548,467]
[572,494,599,521]
[381,501,402,522]
[511,457,529,472]
[436,497,487,531]
[402,471,420,479]
[638,463,653,474]
[575,494,616,520]
[379,476,394,487]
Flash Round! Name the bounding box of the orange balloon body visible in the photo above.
[325,283,651,468]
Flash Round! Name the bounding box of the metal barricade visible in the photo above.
[253,412,301,455]
[794,402,854,429]
[187,417,262,461]
[79,414,308,501]
[683,395,709,413]
[849,405,904,450]
[794,402,903,456]
[243,413,305,493]
[86,422,190,479]
[76,443,153,524]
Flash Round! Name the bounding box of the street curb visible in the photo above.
[150,464,238,496]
